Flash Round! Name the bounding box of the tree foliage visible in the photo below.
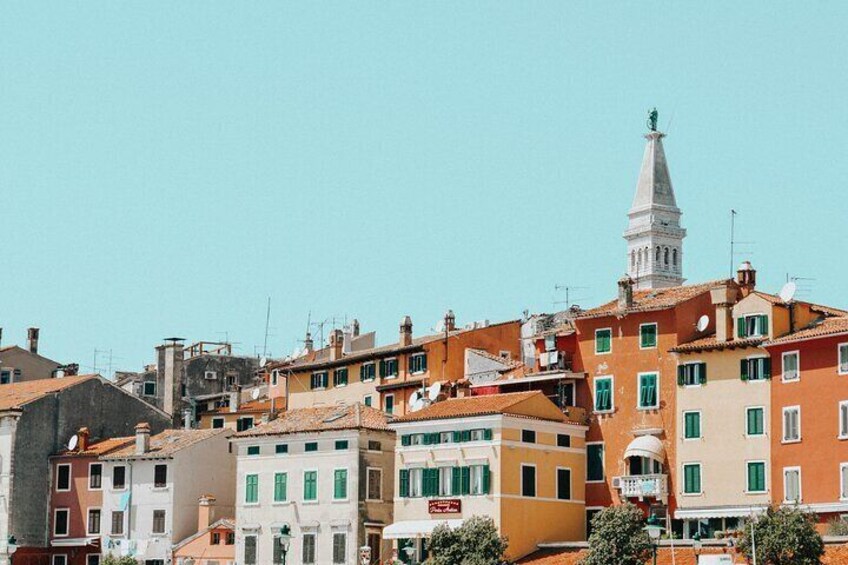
[580,503,651,565]
[101,557,140,565]
[736,505,824,565]
[426,515,509,565]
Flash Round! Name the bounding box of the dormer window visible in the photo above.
[738,314,768,338]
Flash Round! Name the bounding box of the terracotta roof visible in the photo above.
[752,291,848,317]
[764,316,848,346]
[577,280,731,319]
[670,334,765,353]
[233,403,389,438]
[467,348,521,369]
[102,428,231,460]
[391,390,564,423]
[0,375,99,411]
[173,517,236,551]
[204,399,272,415]
[54,436,135,458]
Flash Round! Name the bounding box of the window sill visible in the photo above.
[335,384,347,388]
[745,491,768,495]
[781,439,802,444]
[637,406,659,412]
[383,375,398,380]
[593,410,614,416]
[152,486,169,491]
[838,435,848,441]
[594,351,612,356]
[683,437,702,442]
[301,500,319,505]
[683,384,703,389]
[311,387,326,391]
[272,501,292,506]
[682,492,703,497]
[745,434,766,439]
[243,502,260,507]
[332,499,350,503]
[781,377,800,383]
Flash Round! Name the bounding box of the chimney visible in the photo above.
[229,386,241,413]
[135,422,151,455]
[444,310,456,332]
[710,284,739,342]
[197,495,217,531]
[157,339,185,419]
[183,408,193,430]
[453,380,471,398]
[736,261,756,297]
[399,316,413,347]
[303,332,314,354]
[329,329,344,361]
[27,327,40,354]
[617,276,635,309]
[0,327,3,348]
[352,319,360,337]
[77,427,90,452]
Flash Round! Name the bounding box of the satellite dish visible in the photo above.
[259,356,268,368]
[434,320,446,333]
[251,388,260,401]
[409,391,421,406]
[779,281,798,303]
[410,398,425,412]
[428,382,442,401]
[67,434,79,451]
[696,315,710,333]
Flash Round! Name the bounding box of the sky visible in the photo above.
[2,2,847,375]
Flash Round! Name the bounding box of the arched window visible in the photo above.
[656,246,661,262]
[637,249,643,268]
[672,248,678,268]
[664,247,669,266]
[631,250,636,269]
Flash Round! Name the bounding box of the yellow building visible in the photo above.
[386,391,586,562]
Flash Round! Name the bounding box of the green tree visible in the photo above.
[101,556,140,565]
[736,506,824,565]
[426,516,508,565]
[580,503,651,565]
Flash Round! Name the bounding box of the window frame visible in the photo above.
[556,467,572,501]
[520,463,537,498]
[680,361,705,387]
[683,410,702,440]
[153,464,168,488]
[112,465,127,490]
[86,507,102,536]
[781,350,800,383]
[521,429,537,444]
[211,417,225,429]
[639,323,658,350]
[741,313,768,338]
[746,406,766,437]
[332,531,347,564]
[682,462,702,496]
[744,355,771,382]
[52,556,68,565]
[586,442,605,483]
[383,357,399,379]
[839,342,848,375]
[303,469,318,502]
[302,533,317,564]
[839,400,848,440]
[366,467,383,502]
[244,473,259,505]
[595,328,613,355]
[782,405,802,444]
[360,362,376,382]
[637,372,660,410]
[840,462,848,501]
[593,376,614,414]
[55,463,72,492]
[142,381,156,397]
[746,460,768,494]
[53,507,70,537]
[110,510,124,536]
[409,352,427,375]
[310,371,328,390]
[333,367,349,388]
[273,471,288,503]
[88,463,103,491]
[151,509,166,535]
[783,466,802,503]
[333,467,349,501]
[384,393,394,415]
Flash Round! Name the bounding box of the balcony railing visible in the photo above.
[617,474,668,500]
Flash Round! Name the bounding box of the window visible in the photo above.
[237,417,254,432]
[747,461,767,493]
[0,370,10,385]
[739,314,769,338]
[380,358,399,378]
[684,411,701,439]
[112,466,126,490]
[408,468,423,497]
[273,534,284,565]
[683,463,702,494]
[364,395,373,407]
[54,508,69,536]
[87,556,100,565]
[244,535,257,565]
[56,464,71,491]
[211,417,224,429]
[273,472,287,502]
[595,328,612,354]
[367,468,382,500]
[409,353,428,374]
[741,357,771,381]
[305,442,318,452]
[152,510,165,534]
[88,463,103,489]
[304,470,318,501]
[439,431,453,444]
[384,394,394,415]
[271,370,279,386]
[469,465,490,495]
[52,557,67,565]
[521,430,536,444]
[368,440,382,451]
[245,474,258,503]
[211,532,221,544]
[678,362,707,386]
[587,443,604,482]
[747,407,765,436]
[333,532,346,564]
[557,434,571,448]
[310,371,328,389]
[143,381,156,396]
[783,467,801,503]
[302,533,316,564]
[88,508,101,535]
[638,373,658,409]
[154,464,167,487]
[557,468,572,500]
[334,469,348,499]
[783,406,801,442]
[594,377,613,412]
[333,368,348,387]
[438,467,452,496]
[521,465,536,497]
[840,401,848,439]
[782,351,800,381]
[276,443,289,454]
[640,323,657,349]
[226,532,235,545]
[247,446,260,456]
[840,344,848,375]
[841,463,848,500]
[335,440,349,450]
[111,511,124,535]
[360,362,376,382]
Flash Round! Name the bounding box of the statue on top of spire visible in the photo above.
[647,107,658,132]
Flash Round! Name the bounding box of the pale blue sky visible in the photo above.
[2,3,847,374]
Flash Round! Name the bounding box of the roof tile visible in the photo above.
[391,390,564,423]
[577,280,730,319]
[102,428,231,459]
[0,375,98,411]
[234,403,389,438]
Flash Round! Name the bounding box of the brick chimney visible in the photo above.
[77,427,90,452]
[399,316,413,347]
[135,422,151,455]
[617,276,635,309]
[197,495,217,531]
[229,386,241,413]
[27,327,39,354]
[329,329,344,361]
[303,332,314,354]
[737,261,756,297]
[444,310,456,332]
[710,284,739,342]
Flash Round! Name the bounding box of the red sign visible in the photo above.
[429,499,462,514]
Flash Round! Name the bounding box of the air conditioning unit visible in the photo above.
[611,476,622,489]
[204,371,217,380]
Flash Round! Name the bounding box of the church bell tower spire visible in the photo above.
[623,109,686,289]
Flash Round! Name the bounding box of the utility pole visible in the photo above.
[263,296,271,357]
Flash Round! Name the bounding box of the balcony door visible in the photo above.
[628,456,662,476]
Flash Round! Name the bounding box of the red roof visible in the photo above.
[0,375,98,411]
[234,403,389,437]
[577,280,730,319]
[391,391,566,424]
[764,316,848,346]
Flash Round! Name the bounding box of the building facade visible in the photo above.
[172,496,235,565]
[0,328,63,384]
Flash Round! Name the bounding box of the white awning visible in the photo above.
[623,435,665,462]
[383,520,463,539]
[51,537,96,547]
[675,506,768,520]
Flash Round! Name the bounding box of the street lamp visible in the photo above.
[278,525,292,565]
[644,514,665,565]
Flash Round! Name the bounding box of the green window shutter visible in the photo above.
[461,430,471,442]
[677,365,685,386]
[422,433,431,446]
[274,473,287,502]
[482,465,491,494]
[461,467,471,495]
[422,354,428,372]
[399,470,409,498]
[763,357,772,380]
[738,318,746,338]
[740,359,749,381]
[760,315,769,335]
[483,428,493,441]
[699,363,708,384]
[421,469,430,497]
[451,467,461,496]
[379,360,386,378]
[401,435,411,447]
[452,431,461,443]
[334,469,347,499]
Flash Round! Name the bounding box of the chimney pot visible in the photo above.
[736,261,757,296]
[444,310,456,332]
[135,422,151,455]
[329,329,344,361]
[27,327,40,354]
[617,276,635,309]
[352,319,360,337]
[77,427,90,451]
[399,316,413,347]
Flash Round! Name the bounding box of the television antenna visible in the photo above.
[553,285,589,310]
[729,210,756,277]
[262,296,272,358]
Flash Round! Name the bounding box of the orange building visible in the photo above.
[172,496,235,565]
[764,316,848,526]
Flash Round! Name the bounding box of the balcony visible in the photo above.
[617,474,668,501]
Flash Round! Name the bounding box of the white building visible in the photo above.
[231,403,394,565]
[99,424,235,565]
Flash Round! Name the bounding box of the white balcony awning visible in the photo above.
[383,520,463,539]
[623,435,665,462]
[51,537,96,547]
